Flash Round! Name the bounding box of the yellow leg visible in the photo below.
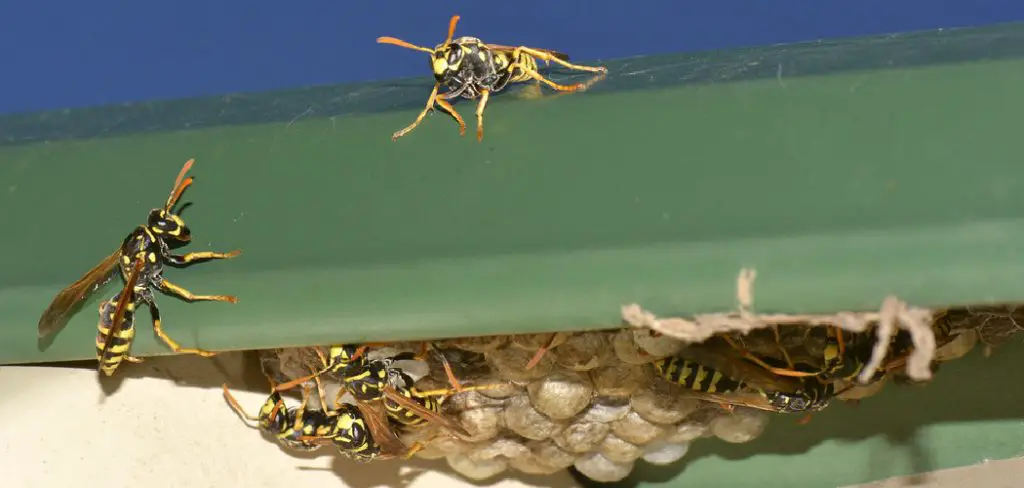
[292,385,312,430]
[125,355,145,363]
[474,89,490,142]
[515,47,608,74]
[834,326,846,358]
[403,441,426,460]
[222,383,262,423]
[149,303,216,357]
[313,374,329,412]
[392,83,440,141]
[517,65,586,92]
[411,382,504,398]
[159,279,239,303]
[169,250,241,265]
[436,94,466,136]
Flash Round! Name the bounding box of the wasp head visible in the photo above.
[431,41,467,81]
[147,208,191,243]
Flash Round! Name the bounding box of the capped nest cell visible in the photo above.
[243,271,1016,483]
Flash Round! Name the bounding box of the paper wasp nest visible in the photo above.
[258,320,971,483]
[249,271,1015,483]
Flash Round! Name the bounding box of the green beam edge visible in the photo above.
[3,22,1024,364]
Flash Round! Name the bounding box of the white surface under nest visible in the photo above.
[0,352,579,488]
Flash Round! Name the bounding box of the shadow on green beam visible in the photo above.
[2,22,1023,146]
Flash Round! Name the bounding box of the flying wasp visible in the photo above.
[377,14,608,142]
[37,159,241,376]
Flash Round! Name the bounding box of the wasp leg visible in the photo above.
[412,343,465,392]
[125,355,145,363]
[293,384,313,431]
[435,349,464,392]
[392,83,441,141]
[312,373,330,412]
[159,279,239,304]
[515,47,609,75]
[474,88,490,142]
[834,326,846,358]
[410,381,505,398]
[436,93,466,136]
[771,326,796,370]
[222,383,262,423]
[148,301,217,357]
[516,65,587,92]
[524,332,559,370]
[403,441,426,460]
[166,250,241,266]
[721,335,818,378]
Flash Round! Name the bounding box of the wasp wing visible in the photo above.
[98,256,144,367]
[381,385,471,438]
[673,389,782,413]
[38,248,122,339]
[484,44,570,61]
[352,400,406,460]
[674,341,804,394]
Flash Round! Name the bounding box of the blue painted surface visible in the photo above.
[4,0,1022,114]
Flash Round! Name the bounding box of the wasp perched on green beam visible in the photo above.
[37,159,241,376]
[377,14,608,142]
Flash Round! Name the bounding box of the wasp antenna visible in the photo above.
[376,36,435,53]
[174,159,194,190]
[445,15,460,45]
[166,159,195,209]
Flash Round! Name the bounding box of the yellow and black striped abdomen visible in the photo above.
[95,294,139,376]
[506,51,538,84]
[383,388,440,429]
[653,357,745,393]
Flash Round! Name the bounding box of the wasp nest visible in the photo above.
[251,271,1010,483]
[255,305,981,483]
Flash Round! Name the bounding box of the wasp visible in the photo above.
[270,344,490,461]
[724,322,954,389]
[651,344,839,414]
[377,14,608,142]
[37,159,241,376]
[222,381,335,452]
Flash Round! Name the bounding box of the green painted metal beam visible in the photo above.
[3,23,1024,364]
